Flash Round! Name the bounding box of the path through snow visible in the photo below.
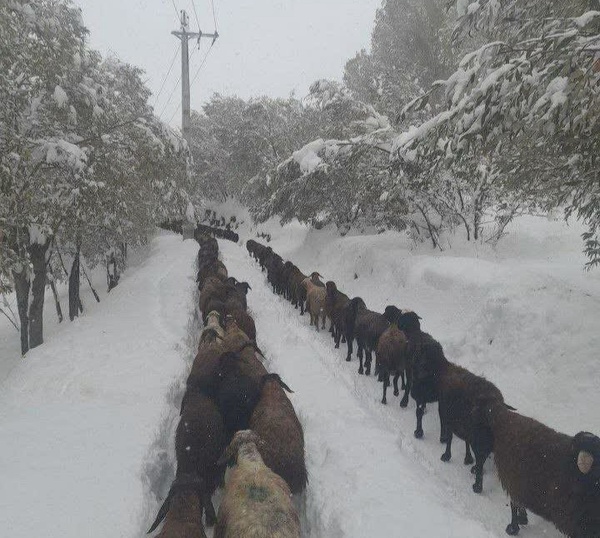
[219,240,560,538]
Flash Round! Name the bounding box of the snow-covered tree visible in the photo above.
[344,0,458,119]
[396,0,600,265]
[0,0,191,354]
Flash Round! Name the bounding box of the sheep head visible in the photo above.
[573,432,600,480]
[217,430,263,466]
[396,311,422,334]
[383,305,402,324]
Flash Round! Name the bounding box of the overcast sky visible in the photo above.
[73,0,381,128]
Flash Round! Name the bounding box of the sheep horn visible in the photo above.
[504,403,517,411]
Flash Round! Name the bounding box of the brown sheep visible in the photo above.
[174,389,227,526]
[345,297,389,375]
[302,274,327,331]
[375,312,411,407]
[147,474,208,538]
[482,403,600,537]
[250,374,308,494]
[325,281,350,348]
[214,430,301,538]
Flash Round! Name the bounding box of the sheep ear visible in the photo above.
[277,378,294,394]
[577,451,594,474]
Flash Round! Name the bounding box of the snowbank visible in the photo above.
[0,233,198,538]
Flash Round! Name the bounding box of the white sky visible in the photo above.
[73,0,381,128]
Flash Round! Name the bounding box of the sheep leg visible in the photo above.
[365,349,372,376]
[400,371,411,408]
[381,372,389,404]
[299,300,305,315]
[341,335,346,343]
[414,402,425,438]
[471,451,487,493]
[441,432,453,462]
[204,493,217,527]
[517,507,528,525]
[506,502,522,535]
[358,352,364,375]
[400,371,406,390]
[464,442,474,465]
[392,372,400,396]
[321,313,326,330]
[346,335,353,361]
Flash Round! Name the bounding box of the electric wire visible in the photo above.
[210,0,218,32]
[167,42,214,125]
[159,46,198,120]
[190,0,201,33]
[153,42,180,109]
[170,0,180,21]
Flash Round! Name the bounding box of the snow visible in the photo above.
[293,139,326,174]
[0,233,198,538]
[53,85,69,107]
[573,10,600,28]
[1,214,599,538]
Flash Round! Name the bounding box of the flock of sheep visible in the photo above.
[246,239,600,538]
[147,234,306,538]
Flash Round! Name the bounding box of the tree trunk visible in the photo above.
[69,247,81,321]
[12,268,30,356]
[49,278,63,323]
[28,241,50,350]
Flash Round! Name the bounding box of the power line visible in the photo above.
[160,46,198,120]
[168,43,215,125]
[153,42,180,109]
[169,0,180,21]
[190,0,201,33]
[210,0,218,31]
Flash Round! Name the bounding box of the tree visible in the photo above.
[396,0,600,265]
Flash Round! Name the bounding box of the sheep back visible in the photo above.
[250,377,307,494]
[490,405,600,537]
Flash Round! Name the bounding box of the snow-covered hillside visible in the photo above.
[1,215,598,538]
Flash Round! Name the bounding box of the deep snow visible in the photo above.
[0,233,199,538]
[1,211,598,537]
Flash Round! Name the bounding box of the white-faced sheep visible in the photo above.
[481,402,600,537]
[214,430,301,538]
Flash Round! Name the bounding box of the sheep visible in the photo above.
[147,473,208,538]
[222,316,252,349]
[325,281,350,348]
[375,307,411,407]
[302,275,327,331]
[204,311,225,339]
[396,310,506,493]
[215,350,267,436]
[250,374,308,494]
[214,430,301,538]
[345,297,389,375]
[288,267,308,314]
[226,308,257,341]
[174,389,228,526]
[482,402,600,537]
[395,311,442,439]
[197,260,227,289]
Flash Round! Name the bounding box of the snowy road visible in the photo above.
[218,240,564,538]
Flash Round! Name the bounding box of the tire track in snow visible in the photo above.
[219,241,507,538]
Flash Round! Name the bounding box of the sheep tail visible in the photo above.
[147,475,207,534]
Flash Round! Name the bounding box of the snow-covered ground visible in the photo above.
[1,213,598,537]
[0,233,199,538]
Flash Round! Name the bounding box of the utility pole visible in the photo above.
[172,10,218,142]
